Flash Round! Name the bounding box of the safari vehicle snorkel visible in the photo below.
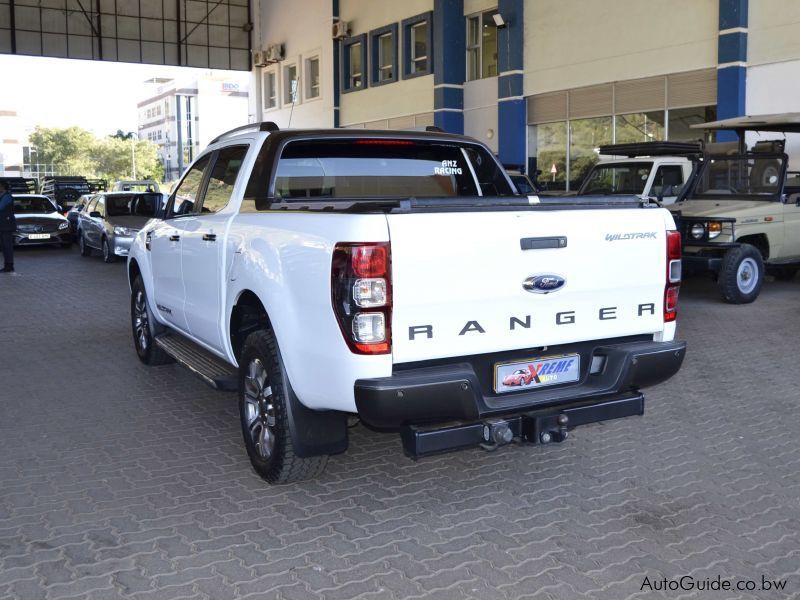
[670,113,800,304]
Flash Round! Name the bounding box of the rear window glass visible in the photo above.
[243,139,513,207]
[106,193,161,217]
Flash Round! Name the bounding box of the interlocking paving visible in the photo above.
[1,245,799,600]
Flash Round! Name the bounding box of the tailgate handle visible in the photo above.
[520,236,567,250]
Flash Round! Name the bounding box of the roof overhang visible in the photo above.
[691,113,800,133]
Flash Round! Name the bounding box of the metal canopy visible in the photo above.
[0,0,251,70]
[691,113,800,133]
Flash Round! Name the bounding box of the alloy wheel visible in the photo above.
[243,358,277,460]
[133,290,150,351]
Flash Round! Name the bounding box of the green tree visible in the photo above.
[28,126,164,182]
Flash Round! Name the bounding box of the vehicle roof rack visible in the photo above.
[691,112,800,133]
[0,177,37,193]
[210,121,280,144]
[597,141,703,157]
[86,178,108,192]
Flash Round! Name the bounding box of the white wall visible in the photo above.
[524,0,718,96]
[746,61,800,167]
[196,76,251,146]
[463,77,498,152]
[253,0,334,128]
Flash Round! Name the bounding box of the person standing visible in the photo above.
[0,180,16,273]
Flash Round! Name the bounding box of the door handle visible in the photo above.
[202,233,217,242]
[169,234,180,242]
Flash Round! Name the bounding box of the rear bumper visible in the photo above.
[355,339,686,428]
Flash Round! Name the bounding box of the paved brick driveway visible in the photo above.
[1,246,799,599]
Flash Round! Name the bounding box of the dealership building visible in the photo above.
[248,0,800,189]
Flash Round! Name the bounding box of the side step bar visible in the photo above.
[400,393,644,458]
[154,333,238,391]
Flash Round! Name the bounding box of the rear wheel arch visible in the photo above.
[229,290,271,363]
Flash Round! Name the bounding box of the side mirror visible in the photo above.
[89,211,102,218]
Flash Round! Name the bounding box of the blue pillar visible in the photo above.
[433,0,464,134]
[497,0,525,169]
[717,0,748,141]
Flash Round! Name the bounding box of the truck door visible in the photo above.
[150,155,212,332]
[782,186,800,260]
[182,145,249,351]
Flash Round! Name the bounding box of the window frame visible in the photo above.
[402,12,433,79]
[305,55,321,100]
[341,34,368,93]
[369,24,398,86]
[262,68,279,110]
[466,9,499,82]
[283,61,300,105]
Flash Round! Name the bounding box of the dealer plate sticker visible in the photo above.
[494,354,580,394]
[28,233,50,240]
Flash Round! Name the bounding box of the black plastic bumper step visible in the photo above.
[155,333,238,391]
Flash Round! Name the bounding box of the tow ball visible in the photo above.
[478,414,570,451]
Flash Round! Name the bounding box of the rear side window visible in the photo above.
[243,139,513,208]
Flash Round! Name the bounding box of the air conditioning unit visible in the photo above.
[265,43,285,63]
[332,19,350,39]
[253,50,268,68]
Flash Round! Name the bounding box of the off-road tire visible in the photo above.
[102,237,116,263]
[768,266,799,281]
[79,232,91,257]
[239,329,328,484]
[131,276,173,365]
[718,244,764,304]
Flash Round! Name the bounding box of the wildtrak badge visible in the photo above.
[606,232,657,241]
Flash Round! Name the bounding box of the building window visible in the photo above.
[370,24,398,86]
[466,10,499,81]
[668,106,717,142]
[306,56,320,99]
[262,70,278,109]
[402,12,432,78]
[284,63,299,104]
[342,34,367,93]
[615,112,666,144]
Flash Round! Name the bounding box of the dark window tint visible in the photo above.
[257,140,512,203]
[202,145,248,213]
[106,193,161,217]
[651,165,685,198]
[462,147,515,197]
[170,155,211,216]
[13,197,57,214]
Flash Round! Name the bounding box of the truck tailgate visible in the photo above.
[387,208,670,364]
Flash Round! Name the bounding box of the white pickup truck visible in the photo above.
[127,124,686,484]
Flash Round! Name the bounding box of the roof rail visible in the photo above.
[211,122,280,144]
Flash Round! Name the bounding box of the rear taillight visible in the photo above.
[664,230,681,322]
[331,242,391,354]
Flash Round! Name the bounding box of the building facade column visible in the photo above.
[497,0,524,170]
[717,0,748,140]
[433,0,465,134]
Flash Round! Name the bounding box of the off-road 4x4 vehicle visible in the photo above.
[575,142,697,205]
[40,176,107,211]
[670,113,800,304]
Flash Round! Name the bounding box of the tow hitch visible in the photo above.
[399,393,644,458]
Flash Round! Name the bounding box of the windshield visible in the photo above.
[106,193,161,217]
[692,155,785,199]
[13,196,57,214]
[267,139,513,200]
[579,163,652,195]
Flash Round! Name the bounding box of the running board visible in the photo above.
[155,333,238,391]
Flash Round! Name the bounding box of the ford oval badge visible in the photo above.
[523,274,566,294]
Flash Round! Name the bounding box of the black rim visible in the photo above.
[243,358,277,460]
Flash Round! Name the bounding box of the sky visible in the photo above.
[0,55,250,137]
